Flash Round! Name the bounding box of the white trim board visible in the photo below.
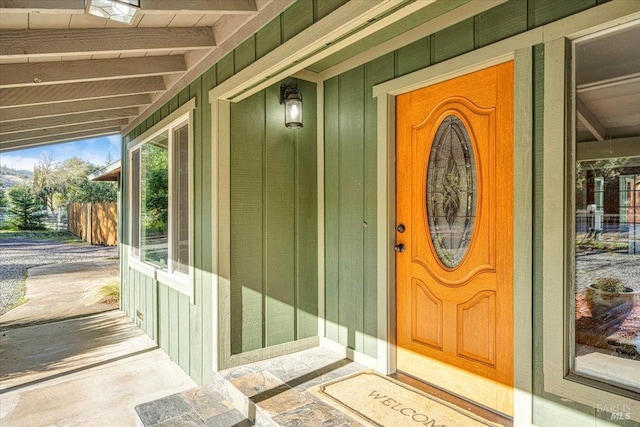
[208,0,438,103]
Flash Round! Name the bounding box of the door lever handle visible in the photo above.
[394,243,405,253]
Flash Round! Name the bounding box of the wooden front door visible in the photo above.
[395,62,514,416]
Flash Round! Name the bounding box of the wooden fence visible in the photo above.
[68,203,117,246]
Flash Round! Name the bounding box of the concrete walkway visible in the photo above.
[0,259,120,329]
[0,261,196,426]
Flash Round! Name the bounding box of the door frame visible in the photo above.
[372,44,534,425]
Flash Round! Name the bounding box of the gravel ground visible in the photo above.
[576,250,640,293]
[0,233,117,315]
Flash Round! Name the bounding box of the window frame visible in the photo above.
[128,99,196,300]
[543,25,640,418]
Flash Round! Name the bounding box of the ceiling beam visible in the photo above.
[0,95,149,122]
[0,0,258,14]
[576,98,606,141]
[0,119,127,143]
[577,136,640,161]
[0,27,215,58]
[0,76,164,108]
[0,128,121,152]
[0,56,186,88]
[0,108,138,134]
[140,0,258,14]
[577,72,640,93]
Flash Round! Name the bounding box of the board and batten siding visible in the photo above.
[322,0,607,363]
[120,0,347,383]
[121,68,216,385]
[230,78,318,355]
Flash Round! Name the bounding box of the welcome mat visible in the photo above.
[310,370,498,427]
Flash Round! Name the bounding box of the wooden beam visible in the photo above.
[0,119,127,143]
[0,0,258,14]
[0,27,215,58]
[0,76,164,108]
[0,108,138,133]
[0,56,186,88]
[140,0,257,14]
[576,98,606,141]
[0,127,121,152]
[577,136,640,161]
[0,0,83,13]
[0,95,148,122]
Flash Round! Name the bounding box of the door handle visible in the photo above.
[394,243,405,253]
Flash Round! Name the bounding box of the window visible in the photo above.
[129,108,192,290]
[571,24,640,394]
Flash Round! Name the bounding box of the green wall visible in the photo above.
[122,68,216,384]
[323,1,621,425]
[230,78,318,354]
[120,0,344,384]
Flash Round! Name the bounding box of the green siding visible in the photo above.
[363,54,394,357]
[256,19,281,60]
[235,37,256,74]
[531,0,596,27]
[230,89,265,353]
[282,0,314,43]
[475,0,528,47]
[395,37,430,77]
[316,0,349,20]
[324,76,340,344]
[230,79,318,354]
[296,80,319,341]
[217,54,234,85]
[432,17,475,64]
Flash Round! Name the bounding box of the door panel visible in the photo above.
[396,62,514,415]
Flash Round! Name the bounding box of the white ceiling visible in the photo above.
[0,0,291,151]
[575,23,640,144]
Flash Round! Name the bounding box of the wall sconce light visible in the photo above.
[86,0,140,25]
[280,85,303,129]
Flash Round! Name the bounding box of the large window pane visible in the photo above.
[573,25,640,393]
[141,132,169,268]
[173,124,189,274]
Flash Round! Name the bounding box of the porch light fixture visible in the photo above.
[280,85,303,129]
[86,0,140,25]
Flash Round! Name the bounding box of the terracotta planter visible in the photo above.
[585,284,639,321]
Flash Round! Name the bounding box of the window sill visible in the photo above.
[129,257,193,302]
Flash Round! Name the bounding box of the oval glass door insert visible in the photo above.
[426,115,477,268]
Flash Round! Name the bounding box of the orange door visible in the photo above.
[395,62,514,416]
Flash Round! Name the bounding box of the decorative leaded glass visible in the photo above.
[426,115,477,268]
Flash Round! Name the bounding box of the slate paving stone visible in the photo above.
[204,408,253,427]
[153,411,206,426]
[136,394,194,426]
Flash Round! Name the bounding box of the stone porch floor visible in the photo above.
[135,347,368,426]
[135,346,512,427]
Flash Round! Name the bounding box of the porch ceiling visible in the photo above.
[0,0,291,152]
[575,23,640,146]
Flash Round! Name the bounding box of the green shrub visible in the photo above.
[592,277,627,293]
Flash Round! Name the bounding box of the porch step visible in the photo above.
[134,347,367,427]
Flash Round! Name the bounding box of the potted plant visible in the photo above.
[585,277,639,321]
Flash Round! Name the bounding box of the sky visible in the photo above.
[0,135,121,172]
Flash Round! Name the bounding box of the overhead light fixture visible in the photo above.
[280,85,303,129]
[86,0,140,25]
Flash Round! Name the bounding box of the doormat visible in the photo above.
[310,370,498,427]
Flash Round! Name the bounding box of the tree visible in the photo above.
[0,188,7,208]
[7,186,45,230]
[33,154,60,212]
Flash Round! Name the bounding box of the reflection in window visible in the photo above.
[141,133,169,268]
[173,124,189,275]
[573,24,640,393]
